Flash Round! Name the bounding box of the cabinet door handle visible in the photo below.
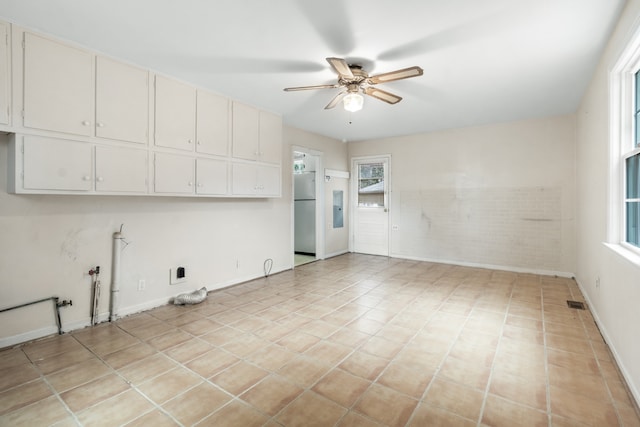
[82,175,91,181]
[197,141,201,145]
[97,176,104,182]
[96,122,105,127]
[188,139,193,144]
[82,121,91,126]
[197,183,203,187]
[188,181,193,186]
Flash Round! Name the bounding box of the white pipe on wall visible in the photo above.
[110,228,124,322]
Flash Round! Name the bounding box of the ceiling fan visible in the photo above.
[284,57,423,112]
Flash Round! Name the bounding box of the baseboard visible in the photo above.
[324,249,350,259]
[575,278,640,409]
[0,326,59,349]
[390,253,575,278]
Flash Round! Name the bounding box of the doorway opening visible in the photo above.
[293,150,319,266]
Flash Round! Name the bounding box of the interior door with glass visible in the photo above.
[352,156,390,256]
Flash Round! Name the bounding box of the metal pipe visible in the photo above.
[110,228,124,322]
[0,296,72,335]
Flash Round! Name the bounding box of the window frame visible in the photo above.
[610,26,640,257]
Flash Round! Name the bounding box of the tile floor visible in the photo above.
[1,254,639,427]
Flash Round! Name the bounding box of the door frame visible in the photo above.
[349,154,391,256]
[291,146,325,266]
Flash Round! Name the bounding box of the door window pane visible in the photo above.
[358,162,384,207]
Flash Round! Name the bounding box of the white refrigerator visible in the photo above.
[294,172,316,254]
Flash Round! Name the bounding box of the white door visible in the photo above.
[352,156,390,256]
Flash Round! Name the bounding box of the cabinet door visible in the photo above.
[258,111,282,165]
[95,146,148,193]
[196,158,228,195]
[155,75,196,151]
[0,22,9,125]
[257,164,281,196]
[231,162,258,195]
[196,91,229,156]
[154,153,194,194]
[232,102,259,161]
[23,33,94,136]
[23,136,92,191]
[96,57,149,144]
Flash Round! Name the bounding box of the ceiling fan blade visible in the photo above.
[363,87,402,104]
[325,91,347,109]
[326,57,354,79]
[284,84,340,92]
[368,66,424,84]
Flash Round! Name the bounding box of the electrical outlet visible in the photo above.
[170,267,187,285]
[137,279,145,291]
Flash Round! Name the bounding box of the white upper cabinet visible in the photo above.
[96,57,149,144]
[23,33,94,136]
[0,21,9,125]
[196,158,228,195]
[232,101,282,165]
[154,75,196,151]
[95,145,148,193]
[232,101,260,161]
[22,135,93,191]
[154,152,195,194]
[196,91,229,156]
[231,162,281,197]
[258,110,283,165]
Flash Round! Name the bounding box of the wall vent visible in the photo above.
[567,300,586,310]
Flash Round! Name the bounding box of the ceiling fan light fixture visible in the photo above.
[343,92,364,112]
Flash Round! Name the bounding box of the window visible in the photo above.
[611,31,640,254]
[357,162,384,207]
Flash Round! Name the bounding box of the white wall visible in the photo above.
[348,115,576,275]
[575,0,640,405]
[0,126,347,347]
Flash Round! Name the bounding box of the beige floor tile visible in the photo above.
[547,347,600,376]
[163,337,212,363]
[60,373,130,412]
[123,409,179,427]
[185,348,240,378]
[118,353,177,385]
[408,403,476,427]
[137,367,202,405]
[481,394,548,427]
[549,385,618,426]
[277,390,348,427]
[241,374,303,416]
[546,334,594,355]
[328,328,371,347]
[33,346,96,375]
[177,317,223,336]
[22,335,82,361]
[354,383,418,427]
[165,311,205,327]
[245,344,297,371]
[305,340,353,366]
[278,355,332,388]
[210,360,269,394]
[0,395,69,427]
[505,315,543,331]
[489,369,547,411]
[200,326,245,346]
[337,410,385,426]
[548,364,610,402]
[376,361,433,399]
[0,348,31,370]
[359,336,404,360]
[437,355,491,390]
[76,389,154,427]
[198,400,269,427]
[162,382,231,425]
[46,357,112,393]
[423,377,484,421]
[146,329,192,351]
[221,333,269,357]
[312,368,371,407]
[339,350,389,381]
[276,330,321,353]
[101,342,157,370]
[0,363,40,392]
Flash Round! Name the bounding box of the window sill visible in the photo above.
[602,242,640,268]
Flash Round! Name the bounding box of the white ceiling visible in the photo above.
[0,0,627,142]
